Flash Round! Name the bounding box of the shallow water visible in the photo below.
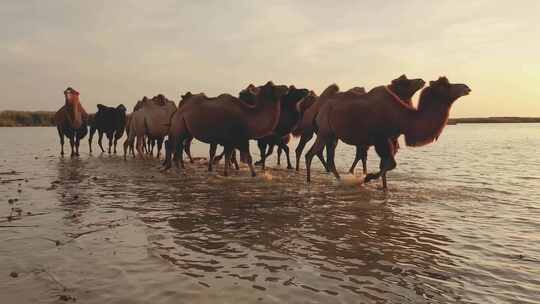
[1,125,539,304]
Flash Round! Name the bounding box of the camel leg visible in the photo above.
[88,126,96,154]
[223,146,233,177]
[238,141,255,177]
[277,146,282,166]
[208,143,217,172]
[295,132,312,171]
[280,143,293,169]
[156,137,164,159]
[305,135,327,183]
[348,145,367,175]
[184,138,194,163]
[255,141,267,168]
[136,135,145,159]
[75,131,82,156]
[113,132,120,154]
[365,139,397,191]
[231,150,240,170]
[325,138,340,180]
[163,139,174,170]
[57,127,65,156]
[97,131,104,153]
[107,133,113,154]
[213,149,225,164]
[68,133,76,157]
[123,136,133,160]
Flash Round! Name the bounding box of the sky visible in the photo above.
[1,0,539,117]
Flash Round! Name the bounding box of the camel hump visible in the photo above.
[116,104,127,112]
[320,84,340,99]
[97,104,107,111]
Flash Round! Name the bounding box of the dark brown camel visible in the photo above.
[305,76,470,190]
[164,82,288,177]
[54,87,89,157]
[89,104,127,154]
[251,86,309,170]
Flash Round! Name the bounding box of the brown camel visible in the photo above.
[164,81,288,177]
[340,75,425,175]
[305,76,470,190]
[123,94,177,159]
[293,86,366,171]
[54,87,89,157]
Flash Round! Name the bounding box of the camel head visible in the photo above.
[404,77,471,147]
[421,77,471,106]
[258,81,289,103]
[133,97,147,111]
[116,104,127,112]
[283,87,310,112]
[239,84,259,105]
[389,74,425,103]
[63,87,80,108]
[153,94,167,106]
[296,91,318,113]
[181,92,193,100]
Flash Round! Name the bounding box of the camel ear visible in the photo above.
[181,92,192,99]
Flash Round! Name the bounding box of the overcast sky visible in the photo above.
[1,0,539,117]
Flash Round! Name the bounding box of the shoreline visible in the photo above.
[1,110,540,126]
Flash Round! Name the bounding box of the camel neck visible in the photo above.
[384,86,415,110]
[403,98,450,147]
[247,98,281,138]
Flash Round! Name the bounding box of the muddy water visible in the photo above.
[1,125,539,304]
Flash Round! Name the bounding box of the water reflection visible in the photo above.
[58,153,462,302]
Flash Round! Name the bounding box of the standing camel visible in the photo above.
[89,104,127,154]
[55,87,89,157]
[164,81,288,177]
[252,85,309,170]
[305,76,470,190]
[123,94,177,159]
[293,86,366,171]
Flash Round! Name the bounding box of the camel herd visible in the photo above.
[55,75,471,190]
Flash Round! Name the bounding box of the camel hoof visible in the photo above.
[254,161,263,166]
[364,173,378,183]
[287,166,293,170]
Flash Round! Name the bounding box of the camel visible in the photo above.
[305,76,470,190]
[337,75,425,175]
[164,81,288,177]
[123,94,177,159]
[55,87,89,157]
[251,86,309,170]
[293,86,366,171]
[89,104,127,154]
